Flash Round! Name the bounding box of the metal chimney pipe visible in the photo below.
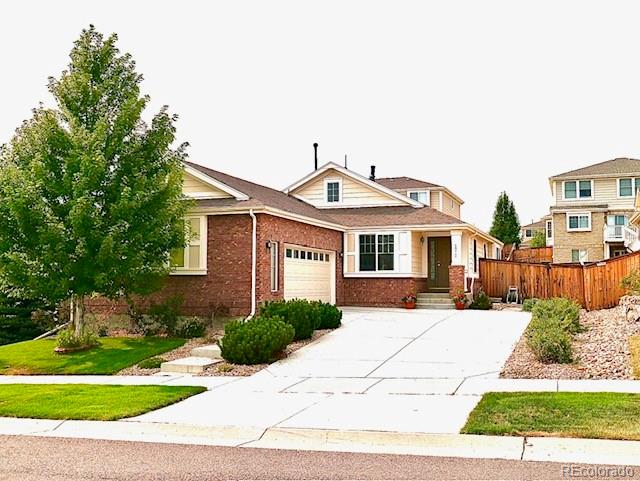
[370,165,376,181]
[313,143,318,170]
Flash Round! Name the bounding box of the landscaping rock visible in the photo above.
[620,296,640,323]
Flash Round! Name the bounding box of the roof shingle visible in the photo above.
[376,177,441,190]
[551,158,640,179]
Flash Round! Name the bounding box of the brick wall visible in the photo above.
[552,212,605,263]
[343,278,428,307]
[448,265,465,295]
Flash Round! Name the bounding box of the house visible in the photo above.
[121,156,502,316]
[519,216,552,248]
[548,158,640,263]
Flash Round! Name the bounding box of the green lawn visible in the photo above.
[462,392,640,441]
[0,384,205,420]
[0,337,185,375]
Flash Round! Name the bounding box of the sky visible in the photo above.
[3,1,640,230]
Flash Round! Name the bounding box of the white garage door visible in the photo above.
[284,245,333,303]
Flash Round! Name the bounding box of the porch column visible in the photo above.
[449,230,465,295]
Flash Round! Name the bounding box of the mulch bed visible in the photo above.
[117,328,332,377]
[501,306,640,379]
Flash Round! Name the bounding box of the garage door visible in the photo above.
[284,245,333,303]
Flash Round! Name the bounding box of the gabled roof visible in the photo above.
[183,163,249,200]
[376,177,441,190]
[283,162,423,208]
[550,158,640,180]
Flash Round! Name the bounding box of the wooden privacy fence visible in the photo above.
[479,250,640,310]
[507,247,553,263]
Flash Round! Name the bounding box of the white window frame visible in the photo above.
[562,180,593,200]
[270,241,279,292]
[566,212,592,232]
[170,215,208,275]
[571,249,587,263]
[356,232,398,273]
[524,229,532,238]
[324,177,342,204]
[617,178,640,198]
[407,189,430,206]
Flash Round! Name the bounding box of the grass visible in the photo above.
[0,384,205,420]
[630,335,640,379]
[0,337,185,375]
[462,392,640,441]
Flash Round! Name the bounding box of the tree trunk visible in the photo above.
[69,294,86,336]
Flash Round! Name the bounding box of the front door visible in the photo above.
[428,237,451,291]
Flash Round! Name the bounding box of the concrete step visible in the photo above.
[190,344,222,359]
[415,297,451,305]
[161,357,221,374]
[417,292,451,298]
[416,303,455,310]
[489,297,502,303]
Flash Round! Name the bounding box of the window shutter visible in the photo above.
[344,233,357,273]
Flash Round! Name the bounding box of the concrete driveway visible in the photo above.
[136,308,530,434]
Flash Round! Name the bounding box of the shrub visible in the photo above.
[531,298,582,334]
[0,316,46,346]
[220,316,294,365]
[314,302,342,329]
[522,298,540,312]
[527,322,573,363]
[0,294,52,346]
[56,328,99,350]
[132,315,165,336]
[147,296,183,334]
[97,325,109,337]
[622,269,640,295]
[173,317,206,338]
[529,231,547,248]
[261,299,319,340]
[138,357,165,369]
[469,291,493,310]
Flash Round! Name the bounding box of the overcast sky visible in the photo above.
[3,1,640,230]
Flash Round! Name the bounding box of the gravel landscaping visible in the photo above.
[501,305,640,379]
[118,328,332,377]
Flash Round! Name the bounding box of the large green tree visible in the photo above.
[0,26,190,334]
[489,192,521,245]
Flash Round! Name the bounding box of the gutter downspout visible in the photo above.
[245,209,257,321]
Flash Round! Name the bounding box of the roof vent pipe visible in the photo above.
[313,143,318,170]
[369,165,376,181]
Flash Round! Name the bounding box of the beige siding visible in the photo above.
[182,173,233,198]
[554,178,637,210]
[411,232,424,275]
[430,191,441,210]
[344,233,356,274]
[551,211,606,263]
[441,192,461,219]
[294,170,405,208]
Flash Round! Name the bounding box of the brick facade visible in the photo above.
[448,265,465,295]
[552,212,605,263]
[343,278,428,307]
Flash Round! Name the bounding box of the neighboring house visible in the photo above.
[123,160,502,316]
[519,216,552,248]
[548,158,640,263]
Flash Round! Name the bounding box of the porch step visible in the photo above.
[417,292,451,298]
[416,302,455,310]
[190,344,222,359]
[416,297,451,305]
[160,357,221,374]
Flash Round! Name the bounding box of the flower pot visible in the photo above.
[455,302,466,310]
[404,301,416,309]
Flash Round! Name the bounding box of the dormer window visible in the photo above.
[407,190,429,205]
[325,178,341,203]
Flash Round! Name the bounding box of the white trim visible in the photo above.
[407,189,430,206]
[617,177,640,198]
[184,191,231,200]
[246,210,257,320]
[283,162,423,208]
[439,191,444,212]
[566,212,592,232]
[561,179,594,201]
[344,273,426,278]
[323,177,343,205]
[183,164,250,200]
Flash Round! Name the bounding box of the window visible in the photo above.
[319,253,324,261]
[571,249,587,263]
[473,239,478,272]
[607,215,627,226]
[525,229,532,238]
[270,242,278,291]
[313,252,319,261]
[408,190,429,205]
[170,216,206,273]
[325,179,341,203]
[563,180,592,199]
[546,220,553,239]
[286,248,292,258]
[618,178,640,197]
[496,247,501,259]
[566,212,591,231]
[483,244,487,259]
[294,250,299,259]
[358,233,395,271]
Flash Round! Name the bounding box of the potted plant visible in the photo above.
[401,293,417,309]
[451,289,467,310]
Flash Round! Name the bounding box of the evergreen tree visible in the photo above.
[489,192,521,245]
[0,26,190,335]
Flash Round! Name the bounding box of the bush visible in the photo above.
[220,316,294,365]
[622,269,640,295]
[147,296,183,334]
[522,298,540,312]
[173,317,206,338]
[469,291,493,310]
[56,328,99,350]
[313,301,342,329]
[0,294,52,346]
[529,231,547,248]
[0,316,46,346]
[138,357,165,369]
[531,298,582,334]
[260,299,320,340]
[527,322,573,363]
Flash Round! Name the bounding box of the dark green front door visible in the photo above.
[428,237,451,290]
